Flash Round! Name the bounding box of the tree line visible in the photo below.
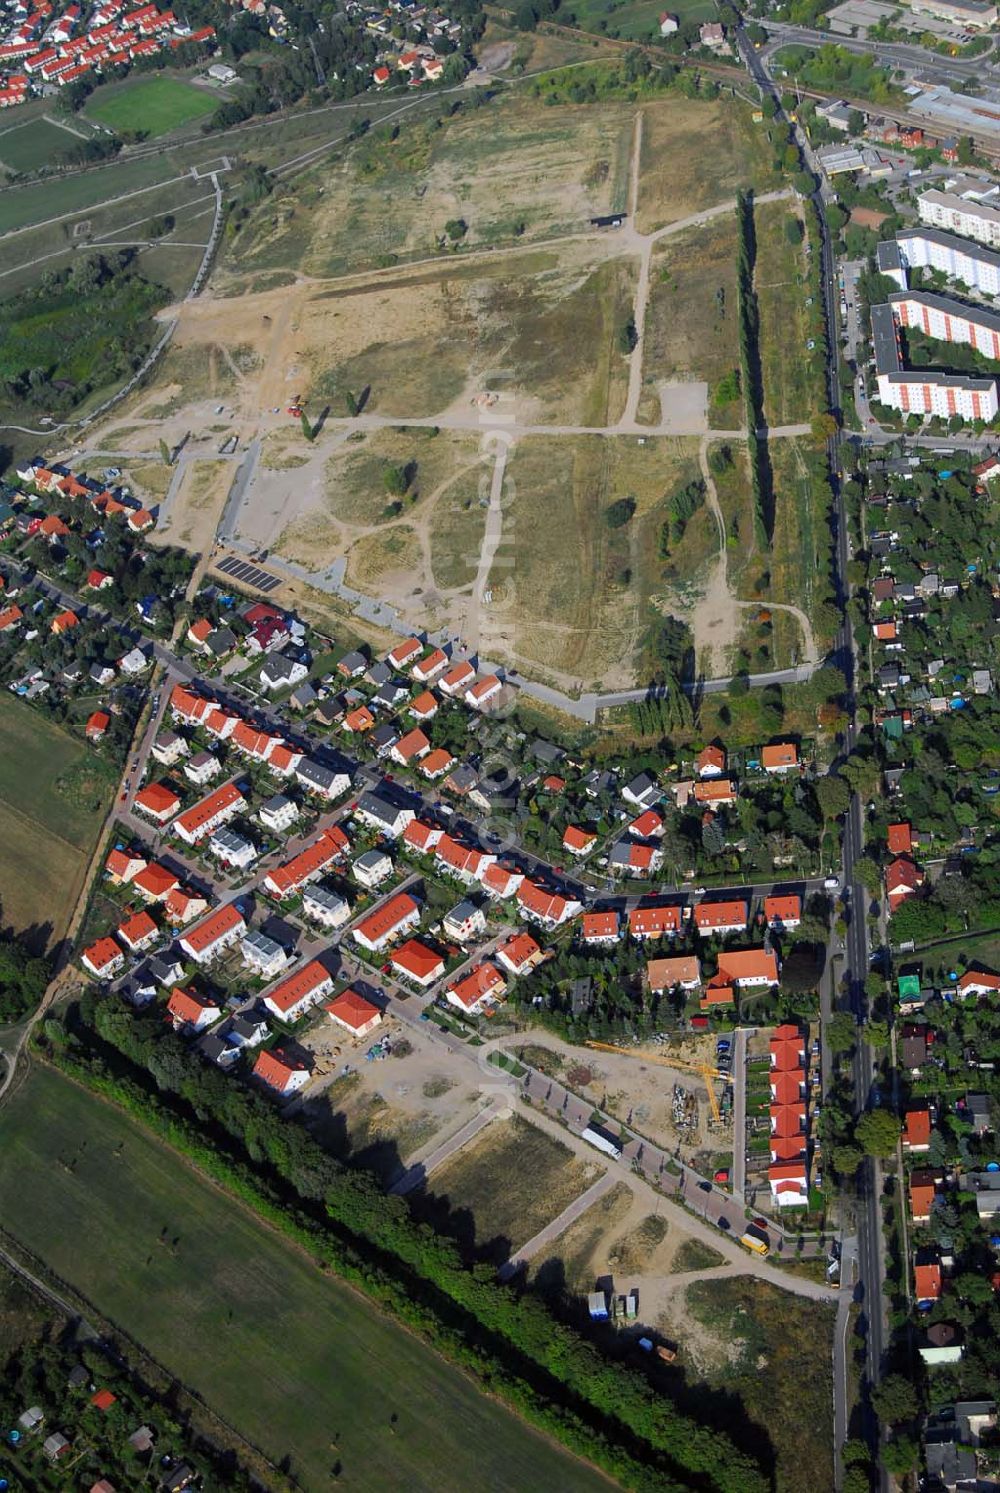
[734,191,772,547]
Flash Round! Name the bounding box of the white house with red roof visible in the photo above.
[580,910,621,945]
[958,967,1000,999]
[446,963,506,1016]
[516,879,581,928]
[352,891,420,953]
[886,856,924,907]
[81,936,124,980]
[254,1047,310,1096]
[496,931,543,977]
[326,988,382,1038]
[692,899,748,936]
[262,959,334,1023]
[391,938,445,987]
[465,674,503,710]
[167,986,220,1033]
[179,902,247,964]
[763,894,801,931]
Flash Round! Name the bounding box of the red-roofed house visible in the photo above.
[446,962,506,1015]
[264,826,348,900]
[581,910,620,945]
[352,891,420,953]
[496,931,543,977]
[174,782,246,845]
[81,936,124,979]
[903,1107,932,1152]
[886,856,923,907]
[117,909,158,953]
[693,778,738,806]
[435,834,495,886]
[440,660,476,696]
[761,742,800,773]
[480,863,523,900]
[51,608,79,635]
[763,894,801,930]
[132,862,179,903]
[326,988,382,1037]
[164,887,208,927]
[0,606,23,633]
[887,822,913,856]
[105,847,146,885]
[958,968,1000,999]
[517,879,581,928]
[696,744,726,778]
[87,569,114,591]
[403,818,444,855]
[770,1023,806,1071]
[910,1169,939,1222]
[465,674,502,710]
[179,902,247,964]
[387,636,422,671]
[768,1160,808,1208]
[692,899,748,935]
[419,748,455,780]
[413,647,447,682]
[647,955,700,992]
[914,1261,942,1304]
[629,808,664,839]
[187,618,213,648]
[254,1046,310,1096]
[167,985,220,1033]
[628,903,684,940]
[134,782,180,824]
[262,959,334,1022]
[409,690,439,721]
[86,710,111,742]
[390,728,431,767]
[391,938,445,987]
[563,825,597,857]
[343,706,375,734]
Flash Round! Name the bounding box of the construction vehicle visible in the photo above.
[585,1041,731,1125]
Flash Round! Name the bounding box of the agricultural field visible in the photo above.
[411,1113,600,1264]
[754,198,818,426]
[0,1066,614,1493]
[486,435,701,688]
[84,75,218,138]
[643,216,743,430]
[0,696,116,951]
[658,1277,835,1493]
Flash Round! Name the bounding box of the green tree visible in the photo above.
[826,1011,857,1054]
[815,773,850,820]
[855,1109,901,1157]
[871,1373,919,1425]
[444,217,468,241]
[832,1144,862,1177]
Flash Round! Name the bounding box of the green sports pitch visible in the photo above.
[85,75,218,137]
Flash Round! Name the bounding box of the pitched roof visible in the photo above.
[693,899,747,929]
[117,909,156,946]
[264,959,331,1014]
[393,727,430,761]
[353,890,419,945]
[887,822,913,856]
[181,901,245,955]
[134,782,180,818]
[696,744,726,774]
[693,778,737,803]
[174,781,244,839]
[716,948,779,984]
[914,1262,942,1300]
[325,987,381,1030]
[448,963,505,1009]
[391,938,444,980]
[517,879,570,922]
[419,747,455,778]
[763,894,801,923]
[563,825,596,852]
[628,903,683,937]
[253,1046,307,1090]
[167,986,215,1025]
[904,1107,932,1148]
[886,856,922,896]
[647,955,700,988]
[496,930,541,971]
[581,910,620,940]
[132,862,179,899]
[761,742,799,769]
[82,935,121,972]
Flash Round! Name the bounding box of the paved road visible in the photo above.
[497,1171,618,1281]
[731,1027,749,1204]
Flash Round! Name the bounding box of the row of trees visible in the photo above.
[52,993,771,1493]
[734,191,771,548]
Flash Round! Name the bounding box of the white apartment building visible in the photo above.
[918,189,1000,249]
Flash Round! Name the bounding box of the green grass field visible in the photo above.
[86,77,218,138]
[564,0,715,38]
[0,1067,613,1493]
[0,696,115,949]
[0,117,86,175]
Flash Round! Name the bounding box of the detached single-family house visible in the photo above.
[391,938,446,987]
[167,986,221,1033]
[495,931,543,977]
[179,902,247,964]
[81,937,125,980]
[326,987,382,1038]
[446,962,506,1015]
[352,891,421,953]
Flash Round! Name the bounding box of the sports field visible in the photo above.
[0,695,115,950]
[85,76,218,138]
[0,1067,612,1493]
[0,116,87,174]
